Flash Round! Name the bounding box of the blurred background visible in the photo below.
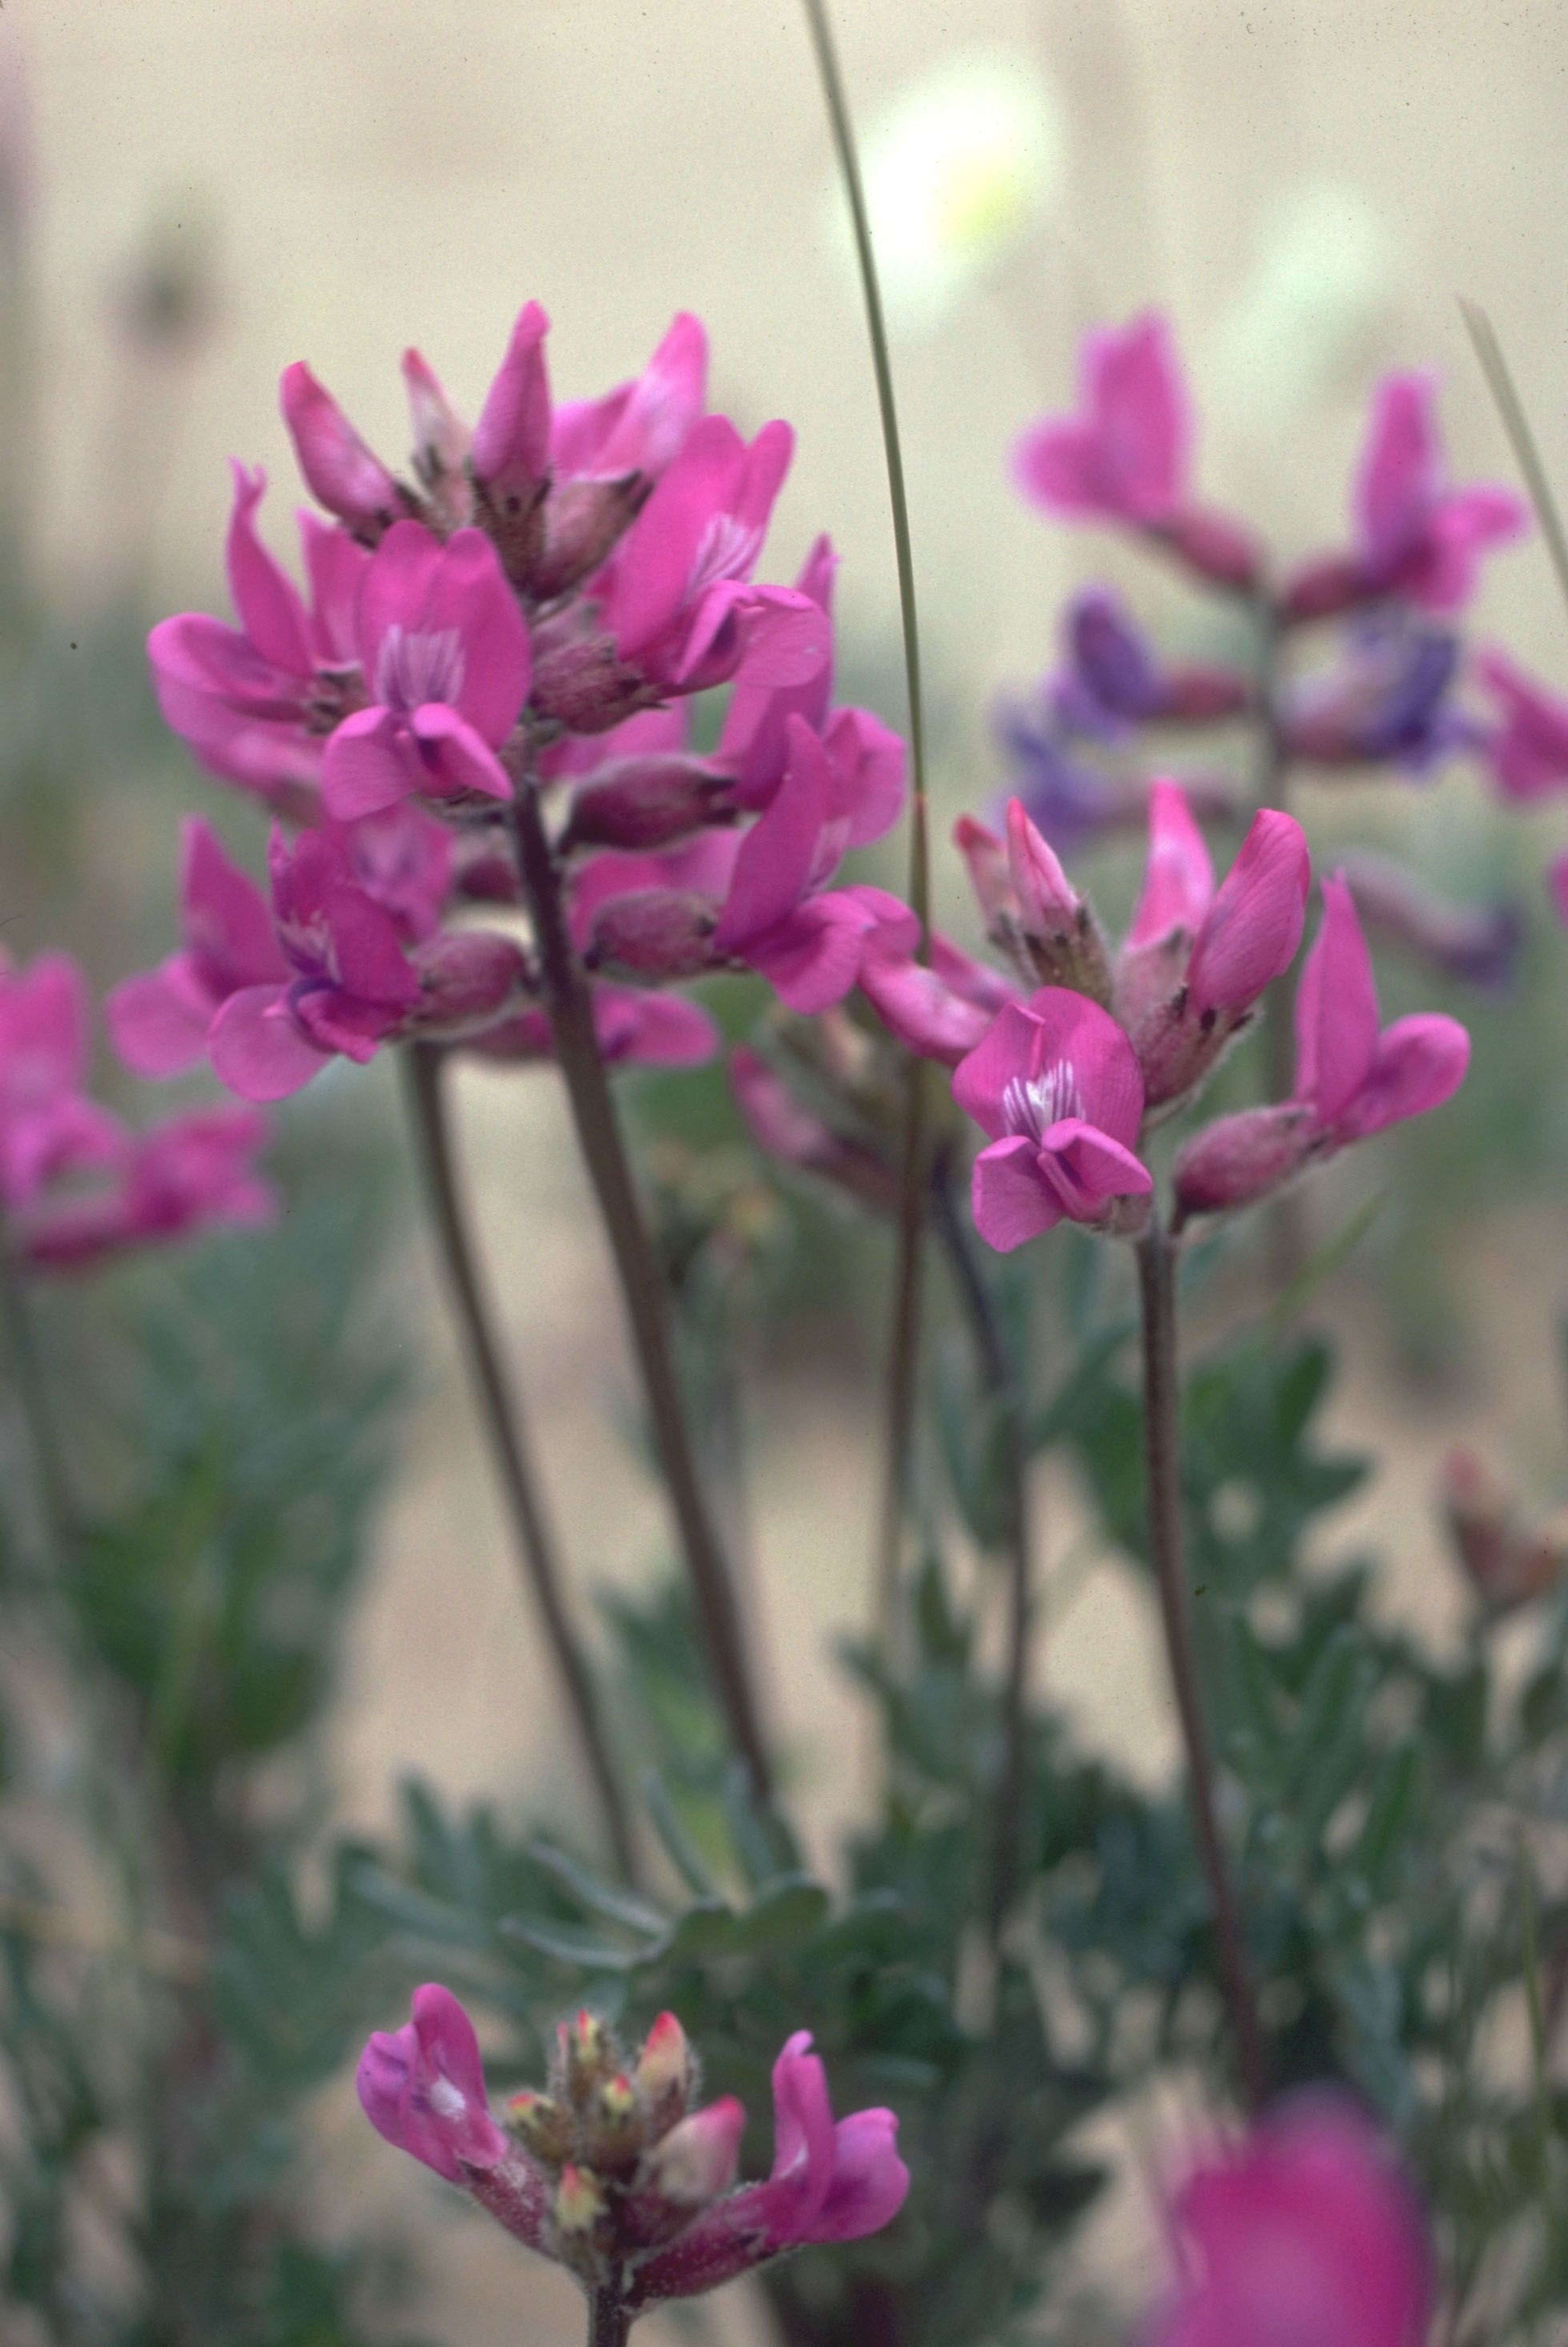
[6,2,1568,2338]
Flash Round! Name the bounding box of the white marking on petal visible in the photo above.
[1001,1060,1085,1142]
[686,512,762,601]
[428,2077,466,2119]
[376,623,466,713]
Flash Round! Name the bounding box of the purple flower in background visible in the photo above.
[1013,314,1261,590]
[1281,617,1468,773]
[18,1106,274,1270]
[951,989,1152,1253]
[1285,373,1524,621]
[1057,588,1250,733]
[1147,2095,1433,2347]
[0,953,126,1211]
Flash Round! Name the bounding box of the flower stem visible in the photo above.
[508,784,773,1804]
[401,1041,637,1879]
[1252,598,1305,1286]
[588,2280,630,2347]
[1135,1214,1267,2113]
[931,1157,1035,1939]
[799,0,933,1630]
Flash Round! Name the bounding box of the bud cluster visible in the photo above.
[505,2010,743,2291]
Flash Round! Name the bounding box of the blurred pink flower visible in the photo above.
[1285,375,1523,621]
[18,1106,274,1270]
[0,953,125,1211]
[109,817,287,1078]
[1474,648,1568,800]
[1148,2095,1433,2347]
[951,989,1152,1252]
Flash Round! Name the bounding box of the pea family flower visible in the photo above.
[17,1106,274,1270]
[1112,782,1309,1109]
[1173,872,1469,1224]
[1147,2095,1433,2347]
[1284,372,1523,621]
[1281,619,1466,773]
[1013,313,1261,590]
[356,1993,906,2316]
[206,828,528,1101]
[320,520,531,819]
[1474,649,1568,801]
[1056,588,1250,734]
[951,988,1152,1252]
[0,952,125,1209]
[148,463,369,809]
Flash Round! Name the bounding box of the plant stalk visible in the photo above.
[1136,1214,1267,2113]
[588,2281,630,2347]
[931,1160,1034,1938]
[509,783,773,1803]
[401,1042,637,1878]
[799,0,932,1632]
[1252,597,1305,1286]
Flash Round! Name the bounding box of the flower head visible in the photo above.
[1148,2095,1433,2347]
[952,989,1152,1252]
[357,1983,509,2184]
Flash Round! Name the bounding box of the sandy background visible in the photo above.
[9,1,1568,2338]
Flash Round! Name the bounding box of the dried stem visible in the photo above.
[401,1042,637,1879]
[799,0,932,1632]
[931,1159,1035,1939]
[509,783,773,1803]
[1136,1214,1267,2113]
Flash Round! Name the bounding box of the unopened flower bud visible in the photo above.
[585,890,720,982]
[641,2097,745,2209]
[554,2162,609,2238]
[280,361,406,539]
[565,756,735,853]
[584,2073,645,2174]
[470,301,552,582]
[953,814,1010,929]
[633,2011,695,2130]
[506,2089,575,2167]
[402,347,472,531]
[1172,1103,1318,1225]
[530,634,655,735]
[528,475,648,601]
[561,2010,618,2104]
[414,931,533,1037]
[1004,798,1112,1000]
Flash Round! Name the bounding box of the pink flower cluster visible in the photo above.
[0,949,270,1271]
[356,1986,907,2311]
[136,307,908,1102]
[1147,2096,1433,2347]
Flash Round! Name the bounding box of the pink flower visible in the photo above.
[18,1106,274,1270]
[731,1046,896,1211]
[1173,873,1469,1223]
[715,534,905,836]
[602,414,830,695]
[1293,872,1469,1143]
[1013,315,1260,589]
[860,931,1021,1068]
[1115,783,1309,1108]
[1474,649,1568,800]
[109,818,287,1078]
[550,310,708,486]
[206,828,426,1100]
[357,1983,509,2185]
[474,983,719,1071]
[0,953,124,1211]
[1148,2095,1433,2347]
[1285,375,1524,621]
[320,520,531,819]
[710,717,917,1013]
[951,989,1152,1253]
[630,2031,908,2306]
[282,361,408,538]
[147,464,369,808]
